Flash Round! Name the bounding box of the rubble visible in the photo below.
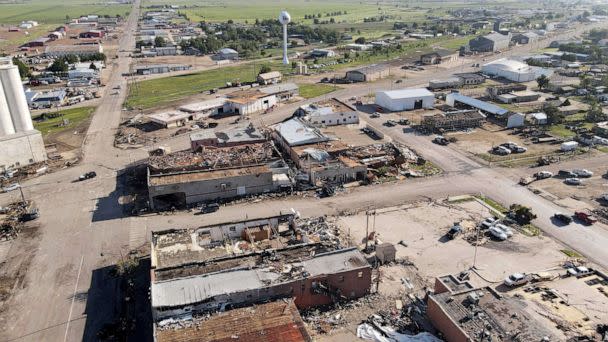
[114,127,154,147]
[0,201,37,241]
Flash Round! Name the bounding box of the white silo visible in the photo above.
[0,78,15,136]
[0,58,34,132]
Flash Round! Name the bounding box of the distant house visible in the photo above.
[215,48,238,60]
[309,49,335,58]
[345,64,389,82]
[420,49,459,65]
[469,32,510,52]
[154,46,178,56]
[257,71,282,85]
[48,32,64,40]
[25,37,50,48]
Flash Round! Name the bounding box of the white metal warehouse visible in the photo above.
[481,58,538,82]
[375,88,435,111]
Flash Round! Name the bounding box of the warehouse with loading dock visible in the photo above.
[375,88,435,111]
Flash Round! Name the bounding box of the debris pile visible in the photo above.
[0,201,37,240]
[115,127,153,147]
[592,208,608,224]
[295,216,347,248]
[148,142,278,174]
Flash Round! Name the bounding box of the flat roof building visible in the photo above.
[469,32,510,52]
[420,49,459,65]
[190,124,266,150]
[297,98,359,127]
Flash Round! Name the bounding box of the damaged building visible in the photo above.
[427,275,557,342]
[421,110,486,133]
[146,142,290,210]
[296,98,359,127]
[189,124,266,150]
[151,246,372,321]
[155,299,312,342]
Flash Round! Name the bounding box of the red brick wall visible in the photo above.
[427,296,469,342]
[294,267,372,309]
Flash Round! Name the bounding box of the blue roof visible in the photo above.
[448,93,508,116]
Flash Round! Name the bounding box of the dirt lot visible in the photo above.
[321,123,388,146]
[336,200,569,287]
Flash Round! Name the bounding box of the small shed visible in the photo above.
[376,243,396,265]
[506,112,525,128]
[528,112,547,125]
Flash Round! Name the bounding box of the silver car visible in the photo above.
[489,226,508,240]
[564,178,582,185]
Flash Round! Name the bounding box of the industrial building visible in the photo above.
[225,89,277,115]
[446,93,509,118]
[151,246,371,320]
[420,49,459,65]
[297,98,359,127]
[481,58,539,82]
[190,124,266,150]
[496,90,541,104]
[134,64,192,75]
[345,64,389,82]
[511,31,539,45]
[469,32,510,52]
[259,82,299,101]
[309,49,336,58]
[146,142,288,209]
[147,111,204,128]
[454,73,485,86]
[0,58,47,170]
[375,88,435,111]
[427,275,557,342]
[178,97,228,116]
[421,110,486,133]
[215,48,238,60]
[44,44,103,57]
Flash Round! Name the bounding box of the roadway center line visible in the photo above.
[64,255,84,342]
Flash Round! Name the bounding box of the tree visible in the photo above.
[290,40,298,48]
[154,36,166,47]
[12,57,31,79]
[89,62,97,70]
[509,204,537,225]
[586,102,608,122]
[354,37,366,44]
[544,104,563,124]
[536,74,549,90]
[259,64,271,74]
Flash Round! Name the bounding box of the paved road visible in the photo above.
[1,10,607,342]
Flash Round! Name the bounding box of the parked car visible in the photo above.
[574,211,598,225]
[567,266,593,277]
[564,178,582,185]
[479,217,497,230]
[493,146,511,155]
[600,193,608,203]
[370,112,380,118]
[200,202,220,214]
[489,226,508,240]
[504,273,530,287]
[447,224,463,239]
[1,183,20,193]
[558,170,577,178]
[78,171,97,181]
[572,169,593,178]
[433,136,449,146]
[534,171,553,179]
[511,146,527,153]
[553,213,573,224]
[384,120,396,127]
[494,223,513,237]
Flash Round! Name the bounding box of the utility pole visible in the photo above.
[365,211,369,252]
[18,184,25,204]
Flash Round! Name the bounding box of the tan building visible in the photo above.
[420,49,459,65]
[345,64,389,82]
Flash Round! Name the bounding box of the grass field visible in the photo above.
[297,83,340,99]
[0,1,130,25]
[126,61,293,109]
[33,106,95,136]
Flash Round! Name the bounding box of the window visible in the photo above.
[357,271,363,278]
[339,275,345,282]
[229,226,236,232]
[301,284,306,292]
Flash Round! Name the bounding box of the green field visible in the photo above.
[297,83,340,99]
[33,106,95,136]
[0,0,130,24]
[126,61,293,109]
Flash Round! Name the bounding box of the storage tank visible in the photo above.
[0,78,15,136]
[0,58,34,132]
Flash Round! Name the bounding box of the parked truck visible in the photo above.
[574,211,598,225]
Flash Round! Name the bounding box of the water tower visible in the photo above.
[279,10,291,65]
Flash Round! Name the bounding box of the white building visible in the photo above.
[481,58,538,82]
[0,58,46,170]
[298,98,359,127]
[375,88,435,112]
[225,89,277,115]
